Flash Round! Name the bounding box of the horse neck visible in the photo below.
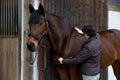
[46,13,71,53]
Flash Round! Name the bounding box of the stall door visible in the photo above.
[0,0,21,80]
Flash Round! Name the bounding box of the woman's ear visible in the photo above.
[29,4,35,13]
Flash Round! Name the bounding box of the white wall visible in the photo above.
[21,0,39,80]
[108,11,120,80]
[108,11,120,29]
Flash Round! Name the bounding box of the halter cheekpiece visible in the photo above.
[28,17,49,41]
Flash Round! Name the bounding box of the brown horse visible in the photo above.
[27,3,120,80]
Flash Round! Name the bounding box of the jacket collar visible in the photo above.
[85,34,97,43]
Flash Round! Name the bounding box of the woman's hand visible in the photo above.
[58,57,63,64]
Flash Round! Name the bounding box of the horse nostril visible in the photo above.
[27,42,37,52]
[27,43,35,49]
[30,43,34,47]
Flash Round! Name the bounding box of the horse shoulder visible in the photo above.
[62,30,84,57]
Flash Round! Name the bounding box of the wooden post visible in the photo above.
[38,40,44,80]
[40,0,44,6]
[22,0,31,80]
[22,0,35,80]
[38,2,44,80]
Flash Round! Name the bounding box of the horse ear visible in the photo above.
[38,3,45,15]
[29,4,35,13]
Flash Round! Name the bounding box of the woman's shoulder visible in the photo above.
[85,35,101,49]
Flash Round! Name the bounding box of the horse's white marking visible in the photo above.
[75,27,84,34]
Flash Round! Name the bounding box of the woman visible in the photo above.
[58,25,101,80]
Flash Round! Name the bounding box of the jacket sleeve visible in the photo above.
[62,45,92,65]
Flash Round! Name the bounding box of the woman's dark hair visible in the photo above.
[82,25,96,37]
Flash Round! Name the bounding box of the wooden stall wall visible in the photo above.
[0,38,19,80]
[0,0,21,80]
[44,0,108,31]
[42,0,108,80]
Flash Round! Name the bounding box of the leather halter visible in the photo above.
[28,17,49,41]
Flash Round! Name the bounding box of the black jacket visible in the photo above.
[62,34,101,76]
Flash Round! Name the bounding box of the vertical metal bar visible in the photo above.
[3,0,5,36]
[12,0,14,36]
[9,0,11,36]
[15,0,18,36]
[10,0,12,36]
[5,0,6,36]
[16,0,18,36]
[14,0,17,36]
[7,0,8,36]
[2,0,3,36]
[5,0,7,36]
[0,0,1,36]
[15,0,16,36]
[0,0,18,37]
[11,0,13,36]
[2,0,4,36]
[13,0,14,36]
[4,0,5,36]
[7,0,11,36]
[4,0,6,35]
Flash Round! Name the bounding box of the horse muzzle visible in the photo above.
[27,43,37,52]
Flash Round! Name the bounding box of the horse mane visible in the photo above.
[50,13,64,20]
[47,12,75,36]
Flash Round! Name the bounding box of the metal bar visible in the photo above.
[11,0,15,36]
[4,0,6,36]
[10,0,12,36]
[5,0,7,36]
[11,0,13,36]
[13,0,15,36]
[7,0,8,36]
[8,0,10,36]
[15,0,18,36]
[3,0,5,36]
[0,0,18,38]
[0,0,2,35]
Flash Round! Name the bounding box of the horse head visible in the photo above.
[27,3,84,56]
[27,3,48,52]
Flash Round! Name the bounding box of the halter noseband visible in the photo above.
[28,17,49,41]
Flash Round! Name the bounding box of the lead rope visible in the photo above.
[29,50,38,67]
[30,52,38,65]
